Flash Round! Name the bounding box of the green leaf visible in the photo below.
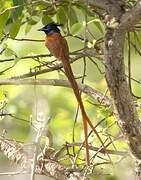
[56,6,67,25]
[28,16,40,25]
[4,48,15,57]
[12,0,24,19]
[71,23,83,35]
[6,17,13,26]
[88,19,104,34]
[25,23,32,34]
[38,2,50,10]
[0,11,9,29]
[42,14,53,25]
[69,7,78,26]
[9,18,22,38]
[45,6,56,16]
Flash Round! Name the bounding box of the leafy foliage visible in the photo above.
[0,0,141,179]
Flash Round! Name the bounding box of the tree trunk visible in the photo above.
[104,27,141,179]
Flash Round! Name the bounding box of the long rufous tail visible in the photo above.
[62,57,105,165]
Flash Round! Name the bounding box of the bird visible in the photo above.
[38,23,105,165]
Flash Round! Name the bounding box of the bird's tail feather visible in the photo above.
[62,57,105,165]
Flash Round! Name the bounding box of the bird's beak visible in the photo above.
[37,28,44,31]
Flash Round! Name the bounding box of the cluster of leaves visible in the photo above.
[0,1,141,179]
[0,0,106,71]
[0,0,104,39]
[0,0,24,39]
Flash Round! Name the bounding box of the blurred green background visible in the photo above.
[0,0,141,179]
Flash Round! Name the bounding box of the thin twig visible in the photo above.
[30,117,50,180]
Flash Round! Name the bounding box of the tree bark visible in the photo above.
[104,0,141,180]
[104,1,141,178]
[105,27,141,158]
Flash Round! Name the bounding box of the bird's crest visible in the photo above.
[38,23,63,35]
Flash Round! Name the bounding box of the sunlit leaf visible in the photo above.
[4,47,15,57]
[56,6,67,25]
[71,22,83,35]
[88,19,104,34]
[37,2,50,10]
[0,11,9,29]
[42,14,53,25]
[28,16,40,25]
[4,1,12,8]
[69,7,78,26]
[25,23,32,34]
[9,18,22,38]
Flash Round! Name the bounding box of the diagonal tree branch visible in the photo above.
[120,0,141,30]
[84,0,125,18]
[0,78,111,107]
[10,52,102,79]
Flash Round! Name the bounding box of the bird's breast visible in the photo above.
[45,33,69,60]
[45,33,61,46]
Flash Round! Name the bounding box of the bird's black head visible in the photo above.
[38,23,62,35]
